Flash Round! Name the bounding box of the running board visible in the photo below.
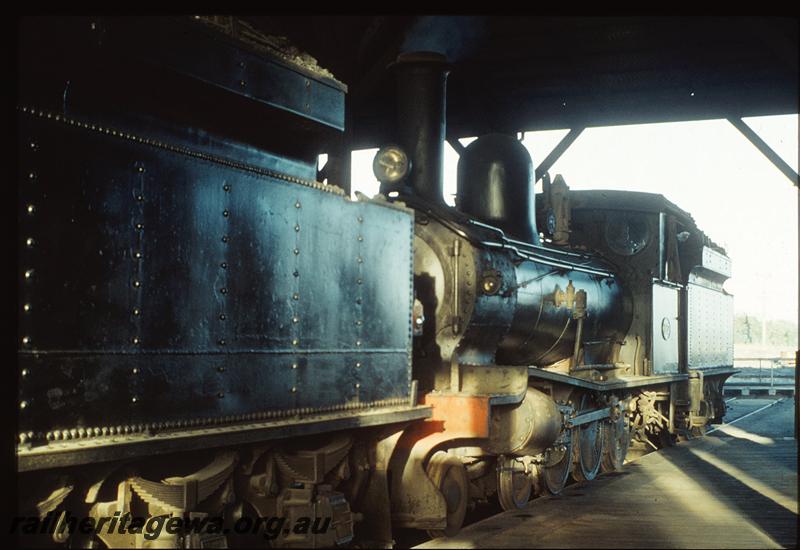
[527,367,688,391]
[18,405,432,472]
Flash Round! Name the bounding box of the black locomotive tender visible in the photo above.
[17,17,736,547]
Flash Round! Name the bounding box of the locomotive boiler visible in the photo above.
[16,17,736,548]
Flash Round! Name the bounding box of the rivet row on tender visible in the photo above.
[22,397,409,444]
[17,106,344,196]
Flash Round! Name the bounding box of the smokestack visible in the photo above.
[392,51,449,206]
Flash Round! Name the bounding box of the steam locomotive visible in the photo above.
[17,17,735,547]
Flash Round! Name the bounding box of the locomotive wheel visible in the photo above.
[542,431,574,495]
[571,395,605,482]
[600,414,631,472]
[497,456,533,511]
[572,419,604,482]
[425,451,469,538]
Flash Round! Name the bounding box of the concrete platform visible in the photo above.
[417,398,797,549]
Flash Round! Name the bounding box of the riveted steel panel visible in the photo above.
[687,283,734,369]
[17,110,413,442]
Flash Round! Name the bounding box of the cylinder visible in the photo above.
[456,133,538,243]
[487,387,562,456]
[394,51,449,205]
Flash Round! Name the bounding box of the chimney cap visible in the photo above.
[392,51,449,68]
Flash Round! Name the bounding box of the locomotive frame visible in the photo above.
[16,16,736,548]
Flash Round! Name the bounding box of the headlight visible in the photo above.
[372,145,411,185]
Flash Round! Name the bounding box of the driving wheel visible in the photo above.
[497,455,533,511]
[600,412,631,472]
[572,395,605,482]
[542,430,574,494]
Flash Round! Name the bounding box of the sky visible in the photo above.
[350,114,798,323]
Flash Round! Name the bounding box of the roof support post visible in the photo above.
[322,94,353,195]
[727,117,798,186]
[535,127,585,183]
[446,138,466,156]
